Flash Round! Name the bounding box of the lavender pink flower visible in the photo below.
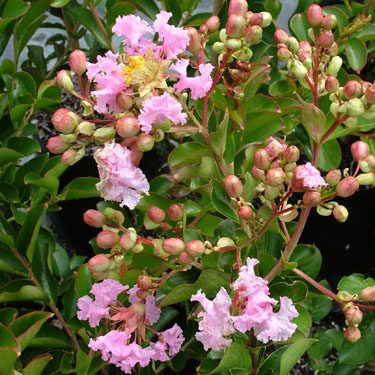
[161,323,185,355]
[265,137,287,161]
[145,295,161,325]
[296,162,328,189]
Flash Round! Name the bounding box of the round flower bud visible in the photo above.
[120,231,137,250]
[336,291,355,302]
[77,121,95,136]
[343,80,362,99]
[162,238,185,255]
[223,175,243,198]
[329,42,338,56]
[56,70,74,92]
[287,37,299,54]
[299,40,312,54]
[178,251,193,266]
[93,126,116,143]
[365,85,375,104]
[336,176,359,198]
[260,12,272,28]
[346,98,364,117]
[345,306,363,326]
[290,61,308,80]
[137,275,152,291]
[266,167,285,186]
[326,56,342,76]
[322,14,337,30]
[185,240,205,258]
[205,16,220,33]
[228,0,248,17]
[277,47,291,62]
[250,13,263,26]
[136,133,154,152]
[69,49,86,76]
[46,136,70,154]
[96,230,120,249]
[167,204,184,221]
[264,185,280,201]
[325,169,341,186]
[291,165,306,192]
[217,237,235,248]
[116,116,140,138]
[363,155,375,169]
[274,29,289,44]
[303,191,321,207]
[333,205,349,223]
[147,206,166,224]
[252,166,265,180]
[344,326,361,343]
[356,172,374,185]
[186,27,201,54]
[226,14,245,38]
[360,286,375,302]
[226,38,242,51]
[325,76,339,93]
[83,209,105,228]
[200,24,208,34]
[307,4,323,26]
[116,92,133,110]
[254,149,271,170]
[244,25,262,44]
[213,42,226,54]
[351,140,369,162]
[318,31,334,48]
[283,146,300,163]
[238,205,253,220]
[62,149,77,166]
[88,254,110,273]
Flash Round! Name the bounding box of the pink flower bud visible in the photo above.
[60,112,79,134]
[88,254,110,273]
[96,230,120,249]
[325,76,339,93]
[360,286,375,302]
[333,205,349,223]
[318,31,334,48]
[343,80,362,99]
[228,0,248,17]
[345,306,363,325]
[199,24,208,33]
[116,92,133,110]
[299,41,312,54]
[162,238,185,255]
[250,12,263,26]
[266,167,285,186]
[303,191,321,207]
[56,70,73,92]
[344,326,361,343]
[69,49,86,76]
[363,154,375,169]
[299,51,312,63]
[325,169,341,186]
[365,85,375,104]
[322,14,337,30]
[205,15,220,33]
[186,27,201,54]
[254,149,271,170]
[351,140,369,162]
[244,25,262,44]
[83,209,106,228]
[167,204,184,221]
[238,205,253,220]
[147,206,166,224]
[52,108,69,130]
[307,4,323,26]
[336,176,359,198]
[223,175,243,198]
[274,29,289,44]
[283,146,300,163]
[226,14,245,38]
[178,251,193,266]
[291,165,306,192]
[136,133,154,152]
[61,150,77,166]
[329,42,338,56]
[119,231,137,250]
[277,47,291,62]
[46,136,70,154]
[252,166,265,180]
[137,275,152,291]
[185,240,205,257]
[116,116,140,138]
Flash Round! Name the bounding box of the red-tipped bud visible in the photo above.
[228,0,248,17]
[185,240,205,257]
[343,80,362,99]
[344,326,361,343]
[116,92,133,110]
[116,116,140,138]
[244,25,262,44]
[178,251,193,266]
[223,175,243,197]
[238,205,253,220]
[254,149,271,170]
[299,41,312,53]
[119,230,137,250]
[326,169,341,186]
[266,167,285,186]
[226,14,245,38]
[51,108,69,130]
[137,275,152,291]
[162,238,185,255]
[363,155,375,169]
[47,136,70,154]
[252,166,265,180]
[322,14,337,30]
[69,49,86,75]
[277,47,291,62]
[365,85,375,104]
[167,204,184,221]
[360,286,375,302]
[250,13,263,26]
[318,31,334,48]
[52,109,80,134]
[147,206,166,224]
[283,146,300,163]
[345,306,363,325]
[307,4,323,26]
[274,29,289,44]
[56,70,73,92]
[186,27,201,54]
[291,165,306,192]
[351,141,369,162]
[83,209,105,228]
[333,205,349,223]
[303,191,321,207]
[136,133,154,152]
[205,16,220,33]
[336,176,359,198]
[199,24,208,33]
[62,149,77,166]
[96,230,120,249]
[325,76,339,93]
[88,254,110,273]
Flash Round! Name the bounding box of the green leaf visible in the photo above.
[0,348,18,375]
[184,12,212,27]
[289,13,310,41]
[259,346,288,375]
[289,245,322,279]
[210,110,229,158]
[344,38,367,73]
[0,246,27,276]
[0,323,21,354]
[22,353,53,375]
[62,280,79,321]
[24,172,59,196]
[13,72,37,98]
[74,264,93,297]
[353,24,375,42]
[30,324,73,349]
[301,104,326,144]
[1,0,29,20]
[0,308,18,325]
[269,79,297,96]
[0,182,20,203]
[323,6,348,32]
[105,2,136,26]
[10,104,29,127]
[0,148,23,166]
[270,281,308,303]
[51,248,70,279]
[211,181,239,223]
[195,215,222,237]
[114,0,159,19]
[51,0,72,7]
[264,0,282,19]
[292,304,312,335]
[0,280,47,303]
[337,273,375,295]
[132,251,165,272]
[318,139,342,171]
[165,0,182,24]
[60,177,100,200]
[168,142,210,169]
[7,137,40,156]
[326,329,345,350]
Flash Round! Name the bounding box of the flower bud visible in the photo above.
[279,205,299,222]
[351,141,369,162]
[298,41,312,54]
[96,230,120,249]
[200,24,208,33]
[162,238,185,255]
[217,237,235,248]
[147,206,166,224]
[205,15,220,33]
[325,76,339,93]
[244,25,262,44]
[345,306,363,326]
[356,172,374,185]
[62,149,77,165]
[226,14,245,38]
[52,109,74,133]
[266,167,285,186]
[346,98,364,117]
[260,12,272,28]
[365,85,375,104]
[69,49,86,76]
[93,126,116,143]
[287,37,299,54]
[318,31,334,48]
[277,47,291,62]
[120,231,137,250]
[344,326,361,343]
[291,165,306,192]
[116,116,140,138]
[226,38,242,50]
[116,92,133,110]
[307,4,323,26]
[252,166,265,180]
[88,254,110,273]
[343,116,358,129]
[250,13,263,26]
[178,251,193,266]
[336,291,355,302]
[185,240,205,257]
[290,60,308,80]
[47,136,70,154]
[329,42,338,56]
[343,80,362,99]
[336,176,359,198]
[228,0,248,17]
[327,56,342,76]
[83,209,105,228]
[56,70,74,92]
[213,42,226,54]
[360,286,375,302]
[254,149,271,170]
[137,275,152,291]
[362,155,375,170]
[283,146,300,163]
[186,27,201,54]
[223,175,243,198]
[238,205,253,220]
[264,185,280,201]
[333,205,349,223]
[303,191,321,207]
[136,133,154,152]
[274,29,289,44]
[167,204,184,221]
[322,14,337,30]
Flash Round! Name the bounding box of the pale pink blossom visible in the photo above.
[138,93,187,134]
[265,137,287,161]
[149,341,169,361]
[296,162,328,189]
[145,295,161,325]
[128,285,141,304]
[77,295,110,327]
[170,59,214,99]
[94,141,149,210]
[161,323,184,355]
[91,279,128,306]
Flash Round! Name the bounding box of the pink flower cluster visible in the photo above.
[296,162,328,189]
[94,141,149,210]
[191,258,298,351]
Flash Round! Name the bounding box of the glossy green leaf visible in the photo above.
[322,6,348,31]
[289,13,310,41]
[0,148,23,166]
[292,304,312,334]
[13,72,37,98]
[0,348,18,375]
[318,139,342,171]
[0,308,18,326]
[353,24,375,42]
[30,324,73,349]
[264,0,282,19]
[51,0,72,7]
[22,353,53,375]
[165,0,182,24]
[106,2,136,26]
[195,215,222,237]
[113,0,159,19]
[0,246,27,276]
[7,137,40,156]
[211,181,239,223]
[305,281,333,322]
[210,110,229,158]
[132,251,165,272]
[0,323,21,354]
[326,329,345,350]
[289,245,322,279]
[60,177,100,200]
[10,104,29,127]
[337,273,375,295]
[0,280,47,303]
[259,346,288,375]
[168,142,210,169]
[75,264,94,297]
[1,0,29,20]
[24,172,59,196]
[51,248,70,279]
[0,182,20,203]
[270,281,308,303]
[243,116,284,144]
[269,79,297,96]
[184,12,212,26]
[344,38,367,73]
[301,104,326,144]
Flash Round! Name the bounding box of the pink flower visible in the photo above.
[149,341,169,361]
[153,11,190,59]
[191,288,234,351]
[296,162,328,189]
[138,93,187,134]
[91,279,128,306]
[77,295,110,327]
[128,285,141,304]
[145,295,161,325]
[94,141,149,210]
[170,59,214,99]
[161,323,184,355]
[265,137,287,161]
